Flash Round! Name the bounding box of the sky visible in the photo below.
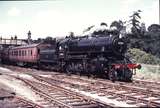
[0,0,159,39]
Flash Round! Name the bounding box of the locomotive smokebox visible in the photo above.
[112,37,127,55]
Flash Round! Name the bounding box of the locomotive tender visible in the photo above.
[1,29,141,81]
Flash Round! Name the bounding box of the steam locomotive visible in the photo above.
[1,29,141,82]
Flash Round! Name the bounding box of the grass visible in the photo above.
[134,64,160,81]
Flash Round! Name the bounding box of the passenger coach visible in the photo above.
[8,43,49,66]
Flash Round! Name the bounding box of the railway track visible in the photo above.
[11,96,43,108]
[59,72,160,94]
[130,79,160,92]
[35,71,160,95]
[30,73,160,107]
[8,64,160,92]
[2,65,160,107]
[14,76,108,108]
[4,64,160,91]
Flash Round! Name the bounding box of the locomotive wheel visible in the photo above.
[17,62,25,67]
[37,62,43,70]
[66,65,71,76]
[76,71,81,76]
[108,69,117,82]
[123,68,133,82]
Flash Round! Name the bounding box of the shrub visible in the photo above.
[127,48,160,65]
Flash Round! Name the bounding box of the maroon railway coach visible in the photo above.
[8,43,49,66]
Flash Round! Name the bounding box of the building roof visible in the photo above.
[0,39,27,45]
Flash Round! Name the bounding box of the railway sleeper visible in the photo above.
[69,102,96,106]
[62,99,84,104]
[56,97,72,100]
[72,103,99,108]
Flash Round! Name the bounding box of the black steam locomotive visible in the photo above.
[39,30,141,81]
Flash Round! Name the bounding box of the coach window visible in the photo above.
[25,51,26,56]
[13,51,15,56]
[31,50,32,56]
[28,50,29,56]
[38,48,40,54]
[15,51,17,56]
[29,50,31,56]
[19,50,21,56]
[22,50,24,56]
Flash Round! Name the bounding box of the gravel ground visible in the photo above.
[0,67,42,104]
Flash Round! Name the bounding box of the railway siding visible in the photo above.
[15,75,109,108]
[31,73,160,107]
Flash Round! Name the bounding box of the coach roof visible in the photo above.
[11,43,41,50]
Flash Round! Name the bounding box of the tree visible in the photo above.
[140,23,146,35]
[100,22,107,26]
[46,36,53,40]
[148,24,160,32]
[129,10,142,35]
[110,20,124,32]
[143,24,160,58]
[14,35,17,40]
[44,36,56,44]
[69,32,75,38]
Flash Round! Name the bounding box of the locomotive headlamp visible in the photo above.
[59,46,62,50]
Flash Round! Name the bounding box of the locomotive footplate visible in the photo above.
[104,63,141,81]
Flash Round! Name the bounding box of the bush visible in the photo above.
[127,48,160,65]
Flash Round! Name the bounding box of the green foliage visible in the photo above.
[129,10,142,35]
[127,48,160,65]
[110,20,124,31]
[127,19,160,58]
